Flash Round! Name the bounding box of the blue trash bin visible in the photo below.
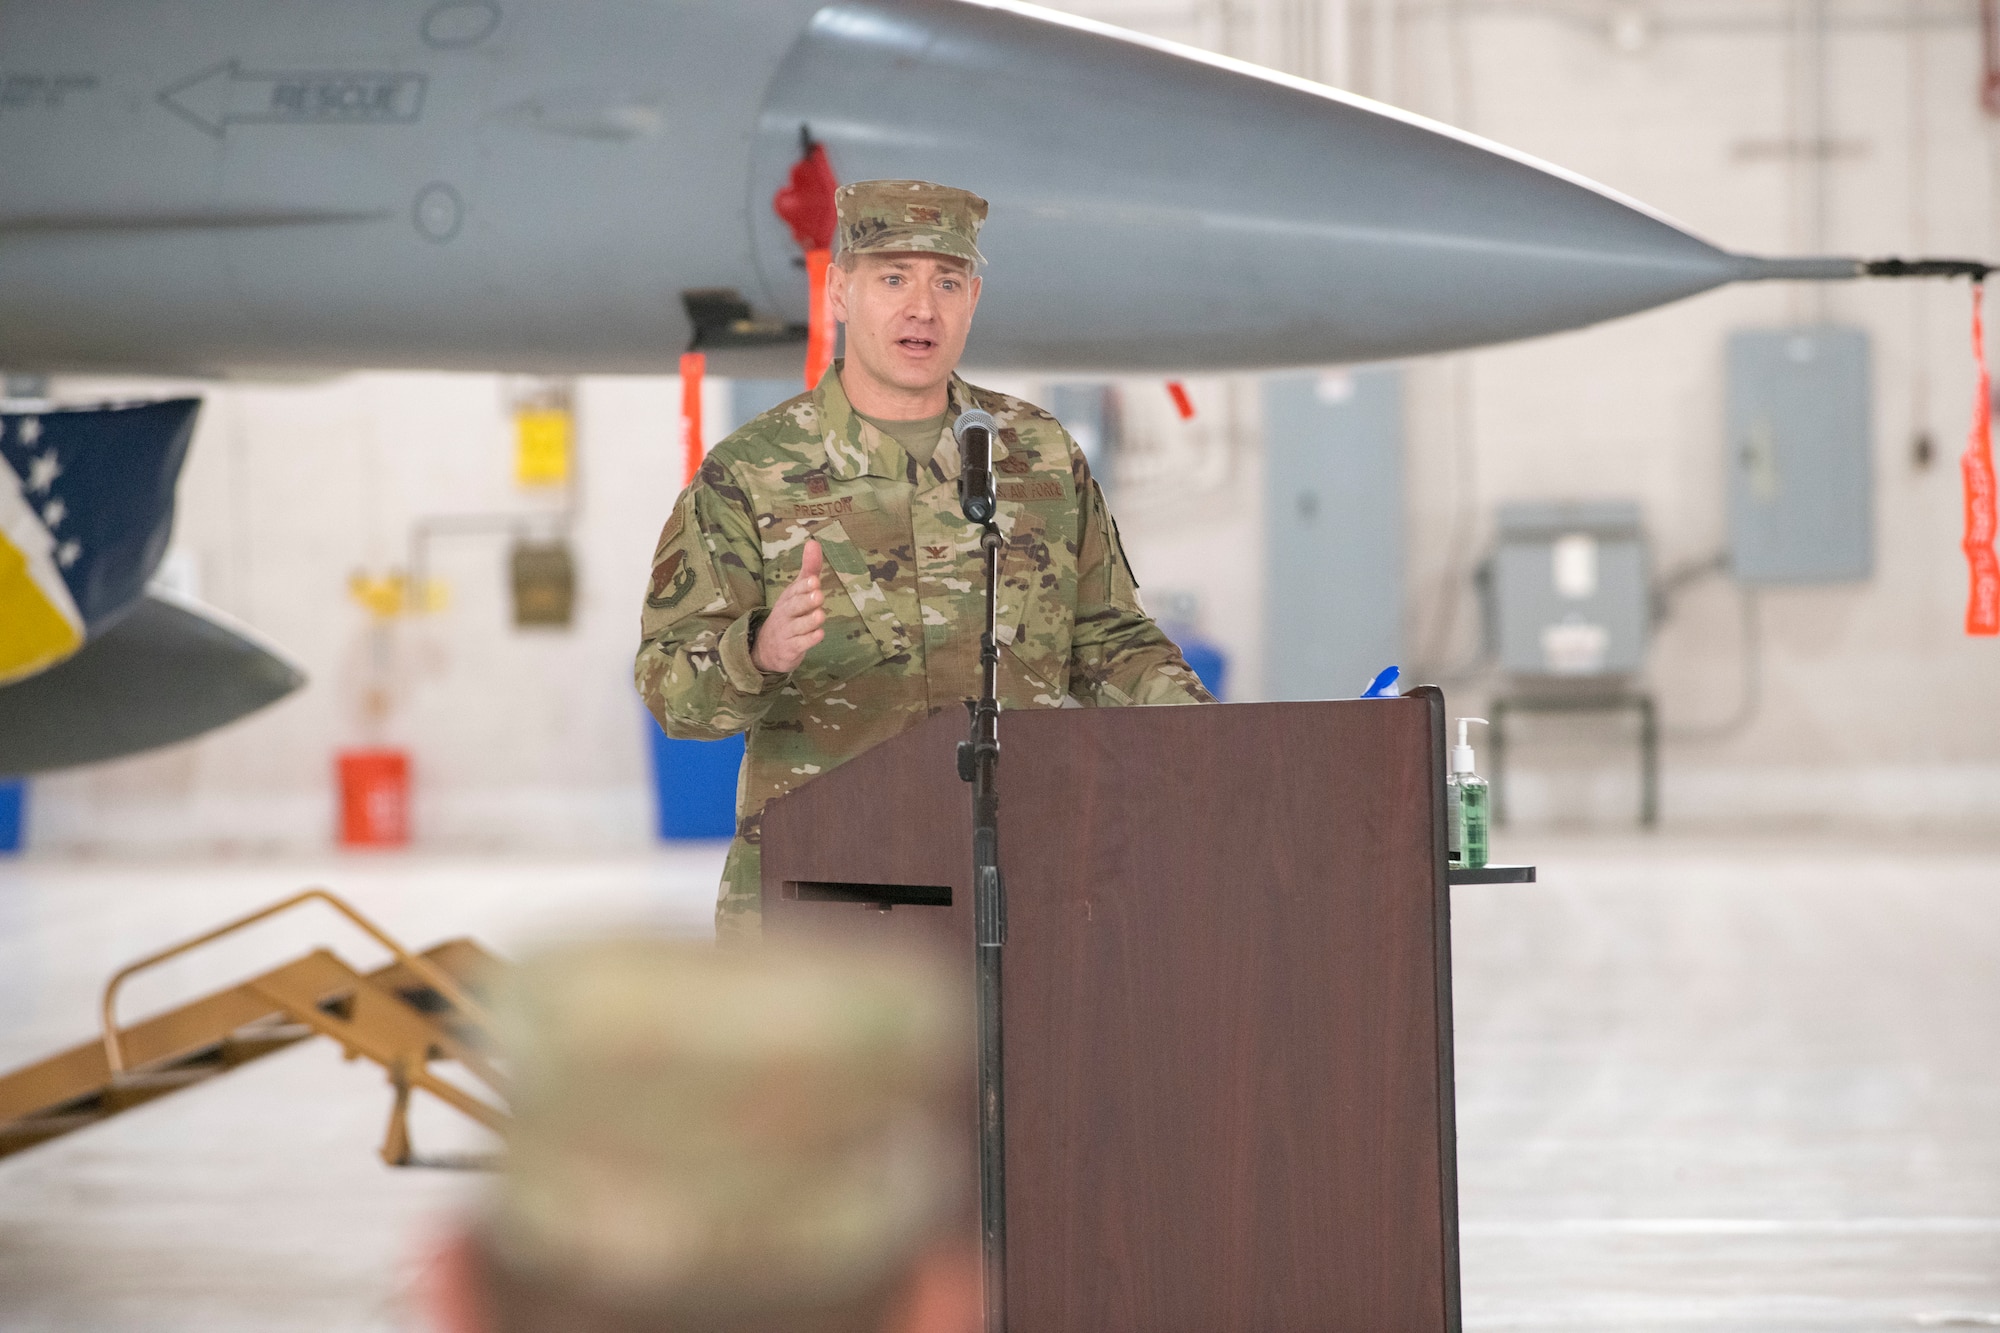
[1180,636,1229,701]
[646,720,744,841]
[0,779,24,854]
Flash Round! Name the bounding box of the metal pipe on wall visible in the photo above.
[1325,0,1355,86]
[1908,0,1934,469]
[1797,0,1833,322]
[1979,0,2000,109]
[1393,0,1974,34]
[1373,0,1400,102]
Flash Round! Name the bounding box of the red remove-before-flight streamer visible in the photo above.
[1965,282,1999,636]
[679,351,705,488]
[774,138,840,390]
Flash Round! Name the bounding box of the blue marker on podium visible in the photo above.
[1361,665,1401,699]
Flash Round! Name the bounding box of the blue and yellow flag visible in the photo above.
[0,399,200,684]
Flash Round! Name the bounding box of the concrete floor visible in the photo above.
[0,850,725,1333]
[0,834,1995,1330]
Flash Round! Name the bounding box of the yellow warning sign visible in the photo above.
[514,409,572,487]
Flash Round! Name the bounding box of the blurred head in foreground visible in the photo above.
[426,936,976,1333]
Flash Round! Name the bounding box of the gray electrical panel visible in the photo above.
[729,378,801,435]
[1263,368,1403,700]
[1726,327,1872,583]
[1491,501,1649,680]
[1048,382,1120,481]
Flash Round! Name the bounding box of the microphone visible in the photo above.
[955,409,999,525]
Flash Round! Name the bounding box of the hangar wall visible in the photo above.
[29,372,706,852]
[1105,0,2000,829]
[1385,0,2000,827]
[23,0,2000,850]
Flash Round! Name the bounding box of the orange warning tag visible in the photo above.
[805,248,834,391]
[680,350,706,489]
[1964,282,1999,635]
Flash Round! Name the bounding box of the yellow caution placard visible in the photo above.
[514,409,573,487]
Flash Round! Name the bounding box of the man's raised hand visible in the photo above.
[751,538,826,675]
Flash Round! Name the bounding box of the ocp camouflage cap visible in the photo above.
[483,935,966,1316]
[835,179,988,266]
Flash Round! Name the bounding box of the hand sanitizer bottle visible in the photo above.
[1450,718,1490,869]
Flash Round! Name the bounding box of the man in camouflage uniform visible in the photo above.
[636,180,1213,941]
[422,935,978,1332]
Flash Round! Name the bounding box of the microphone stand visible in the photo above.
[954,415,1007,1333]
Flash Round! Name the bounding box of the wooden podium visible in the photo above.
[761,690,1461,1331]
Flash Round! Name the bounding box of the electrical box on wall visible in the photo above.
[1490,501,1648,680]
[729,379,800,434]
[1048,383,1120,482]
[510,540,575,628]
[1726,327,1872,583]
[1263,367,1403,700]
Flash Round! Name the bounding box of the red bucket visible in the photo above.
[337,749,410,847]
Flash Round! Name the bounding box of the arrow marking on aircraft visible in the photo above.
[158,61,427,138]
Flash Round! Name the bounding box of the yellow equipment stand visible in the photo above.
[0,889,506,1167]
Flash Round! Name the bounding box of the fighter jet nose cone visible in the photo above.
[751,0,1741,371]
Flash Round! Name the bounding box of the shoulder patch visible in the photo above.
[646,547,699,610]
[653,506,684,554]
